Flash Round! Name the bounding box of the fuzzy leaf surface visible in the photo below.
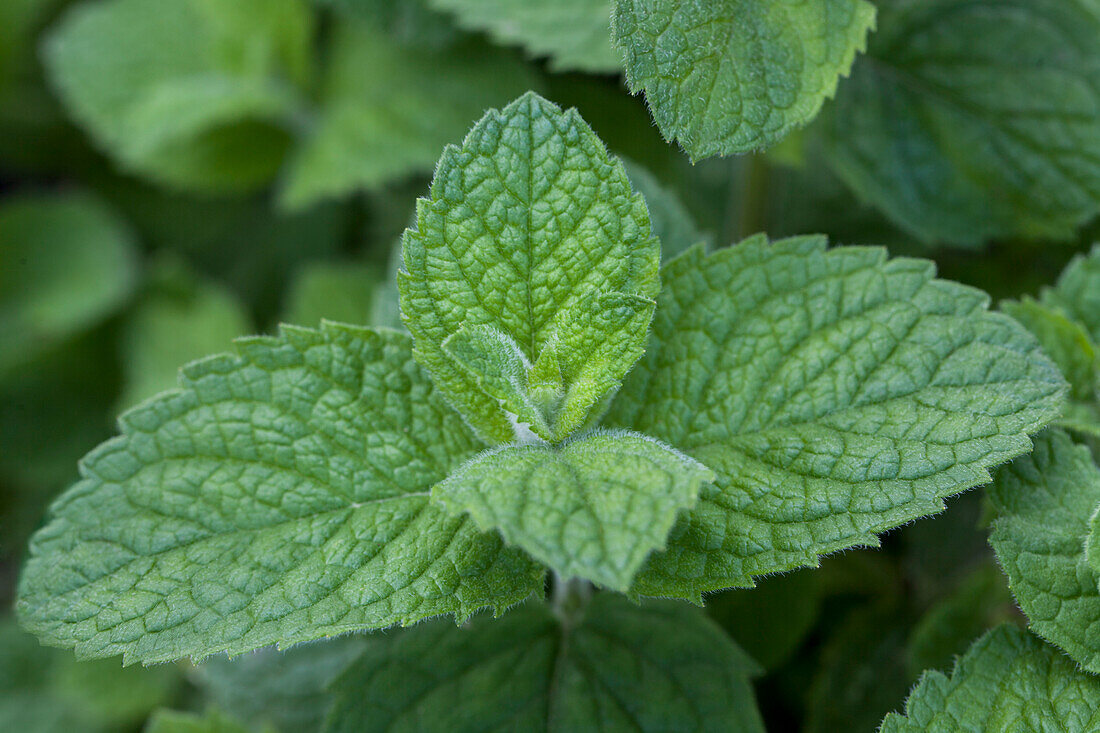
[433,430,713,591]
[988,428,1100,672]
[400,92,659,443]
[824,0,1100,246]
[16,324,543,664]
[44,0,312,192]
[280,18,534,209]
[881,624,1100,732]
[612,0,875,158]
[429,0,618,72]
[326,595,764,733]
[606,235,1066,599]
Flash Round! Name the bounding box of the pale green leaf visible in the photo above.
[0,192,137,378]
[988,428,1100,672]
[433,430,713,591]
[194,637,366,733]
[400,92,660,443]
[1044,244,1100,345]
[881,624,1100,732]
[119,264,252,410]
[428,0,619,73]
[823,0,1100,246]
[1002,297,1100,438]
[16,324,543,665]
[282,261,377,328]
[317,0,458,48]
[326,595,764,733]
[612,0,876,158]
[44,0,312,192]
[279,18,535,209]
[605,235,1066,599]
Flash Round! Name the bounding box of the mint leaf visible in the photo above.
[16,324,543,664]
[988,428,1100,672]
[282,262,377,329]
[433,430,713,591]
[428,0,619,73]
[195,637,365,733]
[45,0,311,192]
[327,595,764,733]
[0,192,137,379]
[1002,297,1100,439]
[881,624,1100,732]
[823,0,1100,246]
[612,0,875,158]
[1044,244,1100,345]
[119,263,252,410]
[147,709,257,733]
[400,92,660,443]
[606,235,1066,599]
[280,18,535,209]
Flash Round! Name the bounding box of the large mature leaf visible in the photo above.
[44,0,312,192]
[16,324,543,665]
[0,193,137,379]
[881,625,1100,731]
[824,0,1100,246]
[327,595,764,733]
[433,430,713,591]
[1002,298,1100,439]
[280,18,534,209]
[400,92,660,443]
[988,428,1100,672]
[605,235,1066,599]
[612,0,875,158]
[428,0,619,73]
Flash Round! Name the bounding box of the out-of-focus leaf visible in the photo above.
[622,159,709,261]
[146,709,258,733]
[0,192,136,379]
[282,261,376,327]
[45,0,313,192]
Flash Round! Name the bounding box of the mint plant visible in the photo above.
[7,0,1100,730]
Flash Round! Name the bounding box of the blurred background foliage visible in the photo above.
[0,0,1095,730]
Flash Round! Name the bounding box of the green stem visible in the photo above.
[551,572,592,629]
[738,153,770,240]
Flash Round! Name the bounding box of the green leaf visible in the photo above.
[16,324,543,665]
[119,263,252,410]
[622,158,710,262]
[433,430,713,591]
[823,0,1100,246]
[44,0,312,192]
[881,624,1100,732]
[0,192,137,379]
[327,595,764,733]
[282,261,377,328]
[194,637,365,733]
[605,235,1066,599]
[147,709,258,733]
[279,18,535,209]
[988,428,1100,672]
[400,92,660,443]
[612,0,876,158]
[428,0,619,73]
[1044,244,1100,345]
[1002,297,1100,438]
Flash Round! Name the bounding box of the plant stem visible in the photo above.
[550,572,592,629]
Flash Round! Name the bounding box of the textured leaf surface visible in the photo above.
[327,595,764,733]
[824,0,1100,246]
[280,18,534,209]
[1002,298,1100,438]
[16,324,543,664]
[119,266,252,410]
[400,92,659,443]
[612,0,875,158]
[429,0,619,72]
[434,430,713,591]
[45,0,311,192]
[0,193,137,378]
[606,235,1066,599]
[881,624,1100,732]
[988,428,1100,672]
